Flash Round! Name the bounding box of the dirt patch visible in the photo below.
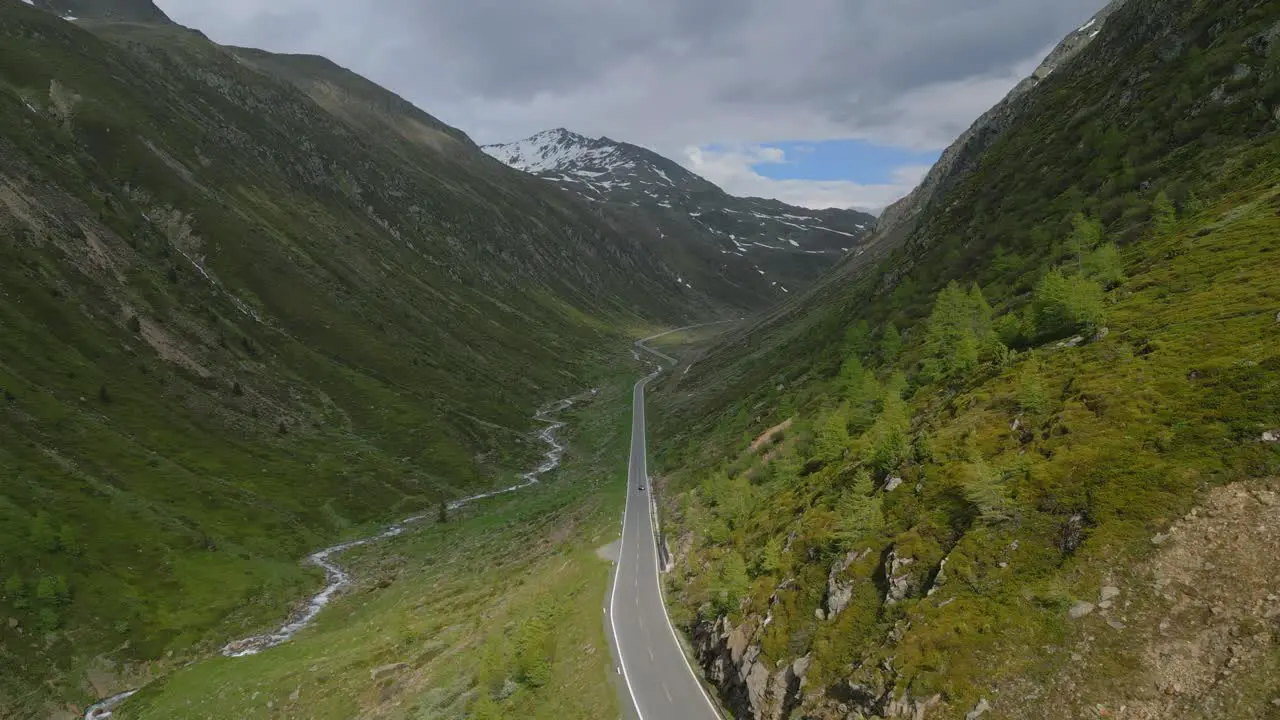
[750,418,793,453]
[135,312,212,378]
[596,540,620,563]
[1016,480,1280,720]
[1123,481,1280,719]
[0,176,49,237]
[77,221,128,280]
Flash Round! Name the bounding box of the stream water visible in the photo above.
[84,390,590,718]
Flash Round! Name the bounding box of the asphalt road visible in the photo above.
[607,327,730,720]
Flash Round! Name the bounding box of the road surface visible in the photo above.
[608,326,733,720]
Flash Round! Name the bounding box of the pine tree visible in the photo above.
[1068,212,1104,271]
[813,406,849,464]
[1031,270,1106,340]
[963,460,1014,523]
[759,535,784,575]
[1153,191,1178,234]
[924,282,998,379]
[834,470,884,545]
[846,367,882,433]
[868,385,911,475]
[714,550,750,615]
[879,322,902,364]
[842,320,871,359]
[838,355,865,398]
[1016,358,1050,416]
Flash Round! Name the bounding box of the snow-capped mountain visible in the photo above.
[484,128,718,201]
[483,129,878,300]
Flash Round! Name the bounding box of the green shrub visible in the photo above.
[1083,243,1125,288]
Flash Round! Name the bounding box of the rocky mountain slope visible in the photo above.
[648,0,1280,717]
[484,129,877,306]
[0,2,722,714]
[29,0,173,23]
[872,0,1128,253]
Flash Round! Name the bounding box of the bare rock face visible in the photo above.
[884,691,942,719]
[885,549,918,605]
[692,615,815,719]
[825,548,871,617]
[926,555,950,597]
[693,616,758,718]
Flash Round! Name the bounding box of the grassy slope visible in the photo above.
[0,5,708,715]
[119,355,638,720]
[650,0,1280,716]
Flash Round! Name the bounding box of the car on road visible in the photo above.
[638,485,645,491]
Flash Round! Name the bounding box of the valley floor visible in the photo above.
[98,359,644,720]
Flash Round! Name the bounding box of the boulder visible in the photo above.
[966,698,992,719]
[369,662,408,682]
[1069,601,1096,619]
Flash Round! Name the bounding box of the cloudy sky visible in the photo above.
[157,0,1105,212]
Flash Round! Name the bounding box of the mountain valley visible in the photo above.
[2,0,1279,718]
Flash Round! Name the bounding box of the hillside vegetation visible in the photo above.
[0,4,715,714]
[651,0,1280,717]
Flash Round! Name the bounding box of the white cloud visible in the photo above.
[155,0,1105,206]
[682,145,931,213]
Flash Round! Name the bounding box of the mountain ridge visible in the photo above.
[30,0,173,23]
[483,128,879,305]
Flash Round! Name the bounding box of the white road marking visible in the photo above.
[634,336,728,720]
[605,321,738,720]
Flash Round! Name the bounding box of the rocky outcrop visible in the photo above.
[825,548,871,617]
[691,615,812,720]
[926,556,949,597]
[884,549,919,605]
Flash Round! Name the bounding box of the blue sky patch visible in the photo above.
[748,139,941,184]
